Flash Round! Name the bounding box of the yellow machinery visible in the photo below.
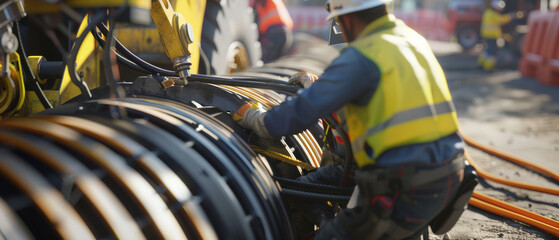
[0,0,345,239]
[1,0,261,118]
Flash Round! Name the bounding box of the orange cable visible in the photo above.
[469,197,559,237]
[465,151,559,196]
[460,131,559,236]
[472,191,559,228]
[461,131,559,182]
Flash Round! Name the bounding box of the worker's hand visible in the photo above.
[321,148,345,166]
[296,164,345,185]
[232,102,273,139]
[288,72,319,89]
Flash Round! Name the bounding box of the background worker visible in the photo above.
[479,0,514,71]
[234,0,466,239]
[251,0,294,63]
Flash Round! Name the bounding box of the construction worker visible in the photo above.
[234,0,466,239]
[252,0,294,63]
[478,0,514,71]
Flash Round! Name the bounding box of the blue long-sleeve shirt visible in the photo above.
[264,47,464,167]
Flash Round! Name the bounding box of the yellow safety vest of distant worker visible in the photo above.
[344,15,460,167]
[479,0,513,71]
[481,5,512,39]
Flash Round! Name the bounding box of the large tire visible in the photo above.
[200,0,262,75]
[456,25,481,51]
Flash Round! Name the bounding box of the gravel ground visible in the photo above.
[429,41,559,240]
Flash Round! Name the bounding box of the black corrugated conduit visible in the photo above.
[0,97,297,240]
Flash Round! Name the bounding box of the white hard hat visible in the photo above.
[326,0,391,20]
[491,0,505,11]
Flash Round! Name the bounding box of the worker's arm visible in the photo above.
[496,11,513,24]
[264,48,380,138]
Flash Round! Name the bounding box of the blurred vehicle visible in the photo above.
[447,0,484,50]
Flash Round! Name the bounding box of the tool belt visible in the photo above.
[355,154,466,199]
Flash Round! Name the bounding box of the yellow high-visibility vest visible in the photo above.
[344,15,460,167]
[481,8,512,39]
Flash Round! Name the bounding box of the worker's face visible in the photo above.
[336,15,353,42]
[335,16,348,42]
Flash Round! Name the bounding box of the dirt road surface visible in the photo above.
[430,41,559,240]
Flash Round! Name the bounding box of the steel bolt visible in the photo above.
[0,32,18,54]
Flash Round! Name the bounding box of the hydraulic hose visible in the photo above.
[95,23,299,90]
[103,6,128,119]
[68,11,109,100]
[96,23,175,76]
[189,74,300,93]
[273,176,353,195]
[89,30,151,74]
[225,74,292,85]
[281,189,350,202]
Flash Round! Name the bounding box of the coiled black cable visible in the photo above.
[93,19,354,184]
[103,5,128,119]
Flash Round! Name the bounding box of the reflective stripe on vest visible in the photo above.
[351,100,456,155]
[481,25,501,31]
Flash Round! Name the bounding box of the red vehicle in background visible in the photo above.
[447,0,484,50]
[448,0,540,51]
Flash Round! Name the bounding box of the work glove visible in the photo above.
[288,72,319,89]
[296,164,345,186]
[232,102,273,139]
[320,147,345,166]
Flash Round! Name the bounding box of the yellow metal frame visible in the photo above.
[0,52,26,119]
[117,0,205,73]
[11,0,208,116]
[10,53,25,113]
[18,14,102,116]
[59,14,102,105]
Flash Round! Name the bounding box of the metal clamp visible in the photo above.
[0,0,25,77]
[151,0,194,84]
